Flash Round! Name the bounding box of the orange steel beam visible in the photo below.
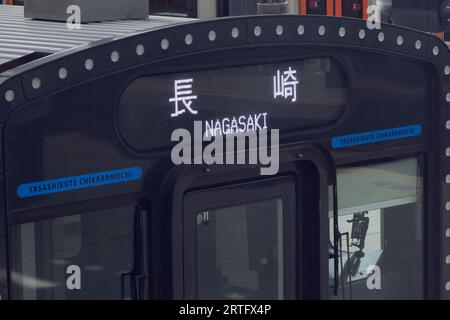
[327,0,334,16]
[362,0,369,19]
[300,0,307,15]
[335,0,342,16]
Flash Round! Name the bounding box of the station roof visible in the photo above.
[0,5,191,70]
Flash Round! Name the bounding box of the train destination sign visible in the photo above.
[117,57,348,152]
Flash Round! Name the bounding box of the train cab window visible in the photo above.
[9,205,137,300]
[330,157,424,300]
[196,199,284,300]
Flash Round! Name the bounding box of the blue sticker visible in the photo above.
[17,167,142,198]
[331,125,422,149]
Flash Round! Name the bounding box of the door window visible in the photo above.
[196,199,284,300]
[183,178,296,300]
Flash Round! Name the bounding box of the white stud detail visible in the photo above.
[298,25,305,35]
[447,120,450,130]
[58,67,68,80]
[136,44,145,56]
[446,65,450,76]
[339,27,346,37]
[446,148,450,157]
[185,34,193,45]
[161,39,169,50]
[208,30,216,41]
[232,27,240,38]
[397,35,403,46]
[32,78,41,90]
[4,90,14,102]
[254,26,262,37]
[276,25,284,36]
[446,201,450,211]
[359,29,365,39]
[318,25,326,36]
[447,282,450,291]
[433,46,440,56]
[447,228,450,237]
[446,93,450,102]
[84,58,94,71]
[415,40,422,50]
[378,32,385,42]
[446,175,450,184]
[110,51,120,63]
[446,255,450,264]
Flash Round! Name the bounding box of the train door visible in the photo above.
[169,158,327,300]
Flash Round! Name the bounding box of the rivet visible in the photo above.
[415,40,422,50]
[136,44,145,56]
[339,27,346,37]
[84,58,94,71]
[276,25,284,36]
[231,27,240,38]
[58,67,68,80]
[4,90,15,102]
[208,30,216,41]
[31,78,41,90]
[318,25,326,36]
[185,34,193,45]
[254,26,262,37]
[447,120,450,130]
[397,35,404,46]
[110,51,120,63]
[378,32,385,42]
[359,29,365,39]
[297,25,305,35]
[445,65,450,76]
[161,39,169,50]
[433,46,440,56]
[446,93,450,102]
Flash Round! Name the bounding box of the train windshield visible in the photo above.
[330,157,424,299]
[9,205,136,300]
